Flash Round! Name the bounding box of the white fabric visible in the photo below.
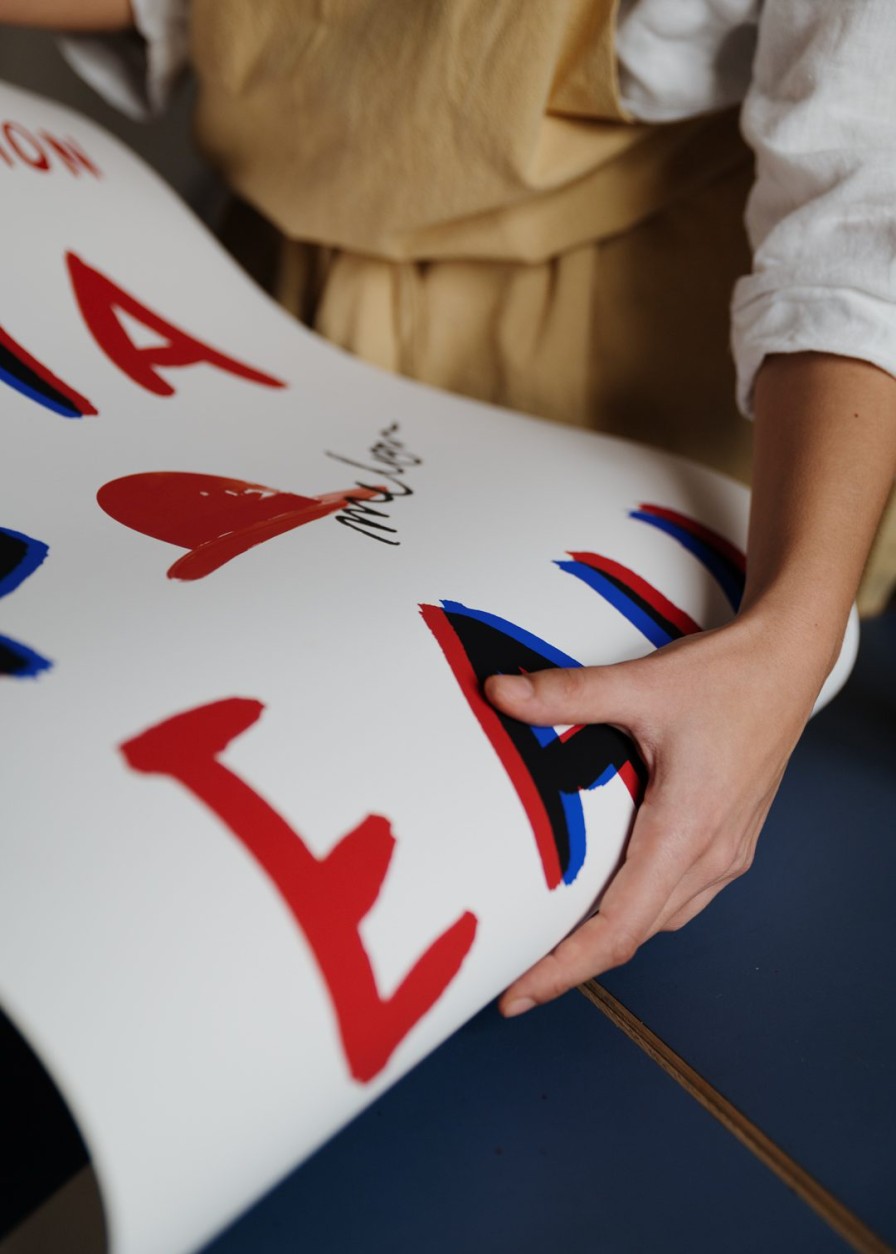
[59,0,188,122]
[731,0,896,411]
[616,0,761,122]
[60,0,896,415]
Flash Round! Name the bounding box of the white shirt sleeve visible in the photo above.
[615,0,760,122]
[731,0,896,413]
[58,0,188,121]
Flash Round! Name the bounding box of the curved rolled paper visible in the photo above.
[0,80,858,1254]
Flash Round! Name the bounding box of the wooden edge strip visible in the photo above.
[579,980,893,1254]
[0,1166,106,1254]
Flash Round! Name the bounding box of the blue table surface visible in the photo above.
[600,608,896,1246]
[205,993,847,1254]
[205,612,895,1254]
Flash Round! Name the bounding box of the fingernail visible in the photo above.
[502,997,536,1018]
[494,675,534,701]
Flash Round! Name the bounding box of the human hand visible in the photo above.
[487,614,833,1016]
[0,1,132,29]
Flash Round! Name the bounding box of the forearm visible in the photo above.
[742,352,896,681]
[0,0,132,29]
[495,351,896,1006]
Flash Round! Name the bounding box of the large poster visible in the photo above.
[0,81,857,1254]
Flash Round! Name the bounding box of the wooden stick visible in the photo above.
[580,980,893,1254]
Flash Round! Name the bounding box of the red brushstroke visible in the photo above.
[120,698,477,1082]
[617,760,643,804]
[2,122,49,170]
[97,472,383,579]
[636,504,747,573]
[66,252,285,397]
[420,603,564,889]
[38,132,101,178]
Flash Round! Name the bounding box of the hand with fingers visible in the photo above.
[487,614,828,1017]
[491,352,896,1018]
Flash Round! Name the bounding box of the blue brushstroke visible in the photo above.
[0,529,50,598]
[588,763,618,791]
[530,723,558,748]
[0,364,82,419]
[629,509,743,610]
[0,634,52,677]
[0,529,52,679]
[440,601,583,671]
[558,791,586,886]
[555,560,674,648]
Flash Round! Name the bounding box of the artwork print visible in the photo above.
[0,81,858,1254]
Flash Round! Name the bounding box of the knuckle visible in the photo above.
[662,913,688,933]
[547,971,574,1001]
[740,845,756,873]
[703,843,737,883]
[605,928,640,969]
[553,931,589,975]
[732,850,754,878]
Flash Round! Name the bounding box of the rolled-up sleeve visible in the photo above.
[732,0,896,413]
[59,0,188,121]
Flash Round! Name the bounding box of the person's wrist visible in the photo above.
[732,593,849,696]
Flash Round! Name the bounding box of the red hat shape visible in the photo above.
[97,471,382,580]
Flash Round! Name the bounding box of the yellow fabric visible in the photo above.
[195,0,628,262]
[192,1,751,265]
[268,132,755,479]
[192,0,893,610]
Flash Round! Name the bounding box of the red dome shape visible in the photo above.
[97,471,381,580]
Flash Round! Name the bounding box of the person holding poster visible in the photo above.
[5,0,896,1016]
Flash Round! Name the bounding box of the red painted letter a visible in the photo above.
[66,252,285,397]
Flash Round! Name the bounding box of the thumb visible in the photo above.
[484,660,643,729]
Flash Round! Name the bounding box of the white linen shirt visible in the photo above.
[61,0,896,415]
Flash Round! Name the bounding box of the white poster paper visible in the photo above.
[0,81,857,1254]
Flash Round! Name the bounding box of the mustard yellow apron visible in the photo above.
[190,0,893,612]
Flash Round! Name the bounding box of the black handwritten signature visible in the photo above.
[325,423,422,546]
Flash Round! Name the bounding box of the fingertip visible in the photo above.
[500,955,575,1015]
[485,673,534,709]
[500,996,537,1019]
